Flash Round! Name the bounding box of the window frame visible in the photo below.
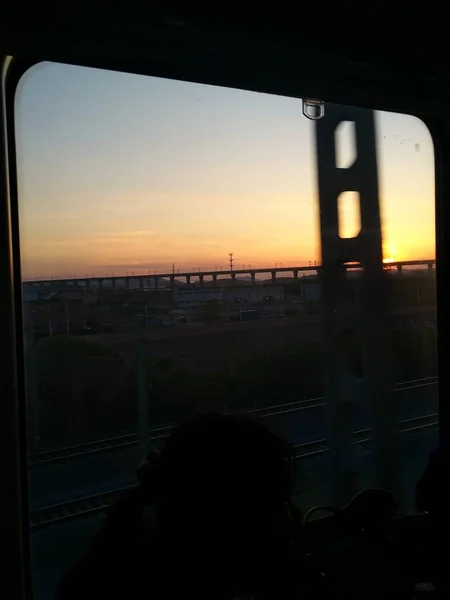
[1,44,448,599]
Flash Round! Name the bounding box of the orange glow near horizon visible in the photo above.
[15,63,436,280]
[382,242,397,264]
[18,214,436,280]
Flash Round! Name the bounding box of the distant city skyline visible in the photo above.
[15,62,435,279]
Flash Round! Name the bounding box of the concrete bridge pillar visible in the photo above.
[186,275,191,285]
[251,272,256,284]
[212,273,217,285]
[293,270,299,280]
[231,273,236,285]
[271,270,277,284]
[199,274,204,285]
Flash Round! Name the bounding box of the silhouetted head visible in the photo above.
[154,413,295,594]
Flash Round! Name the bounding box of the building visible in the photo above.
[55,289,97,304]
[174,286,224,307]
[298,281,321,303]
[23,290,39,302]
[223,284,284,304]
[97,288,172,306]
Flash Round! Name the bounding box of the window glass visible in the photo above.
[15,62,436,600]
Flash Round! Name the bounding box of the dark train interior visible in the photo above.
[1,7,449,600]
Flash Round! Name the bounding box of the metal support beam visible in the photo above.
[315,104,398,505]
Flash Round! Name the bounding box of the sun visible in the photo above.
[383,242,397,264]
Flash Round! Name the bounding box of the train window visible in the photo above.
[15,62,436,599]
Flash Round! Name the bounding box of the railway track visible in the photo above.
[293,411,438,458]
[30,410,438,530]
[28,424,174,465]
[253,376,437,419]
[29,376,437,466]
[30,485,138,529]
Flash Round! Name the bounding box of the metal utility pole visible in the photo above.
[64,300,70,334]
[25,323,40,455]
[48,300,52,336]
[137,339,149,460]
[229,253,234,272]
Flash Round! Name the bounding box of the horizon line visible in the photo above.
[22,257,436,283]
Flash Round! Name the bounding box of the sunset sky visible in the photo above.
[15,62,435,280]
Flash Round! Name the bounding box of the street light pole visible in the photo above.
[48,300,52,336]
[138,339,149,460]
[64,300,70,334]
